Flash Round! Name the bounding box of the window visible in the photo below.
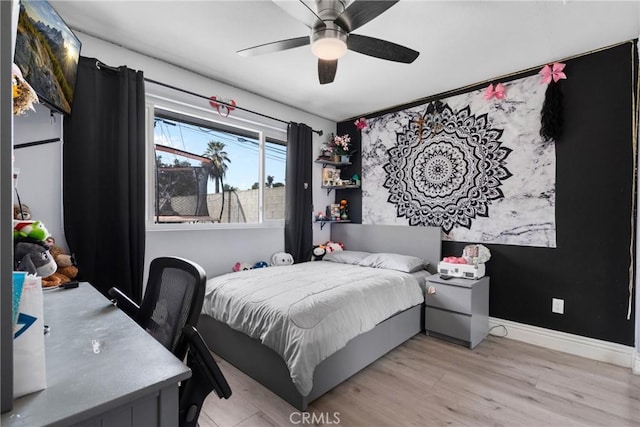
[151,108,286,225]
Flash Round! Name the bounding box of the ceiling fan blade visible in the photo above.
[335,0,399,32]
[347,34,419,63]
[318,59,337,85]
[273,0,326,29]
[237,36,310,57]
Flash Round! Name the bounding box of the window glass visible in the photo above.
[152,109,286,224]
[264,140,287,220]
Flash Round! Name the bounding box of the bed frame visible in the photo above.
[198,224,442,410]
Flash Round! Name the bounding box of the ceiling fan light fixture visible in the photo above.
[311,24,348,60]
[311,37,347,60]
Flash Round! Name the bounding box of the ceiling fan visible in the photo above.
[237,0,420,84]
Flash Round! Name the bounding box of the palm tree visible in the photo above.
[203,140,231,221]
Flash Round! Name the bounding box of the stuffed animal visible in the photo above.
[324,241,344,253]
[13,220,49,241]
[271,252,294,266]
[14,237,57,279]
[252,261,269,269]
[311,245,326,261]
[13,203,31,220]
[42,237,79,287]
[233,262,253,272]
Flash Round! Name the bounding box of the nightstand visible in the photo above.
[424,275,489,349]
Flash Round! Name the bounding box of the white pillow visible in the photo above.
[323,250,372,265]
[358,253,428,273]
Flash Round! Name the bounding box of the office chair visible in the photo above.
[108,256,231,427]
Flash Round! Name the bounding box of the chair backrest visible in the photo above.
[137,256,207,359]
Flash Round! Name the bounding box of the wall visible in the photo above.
[13,105,66,250]
[338,42,637,347]
[12,31,337,280]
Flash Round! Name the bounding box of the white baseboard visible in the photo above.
[489,317,638,372]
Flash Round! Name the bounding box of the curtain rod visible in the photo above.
[145,77,323,137]
[95,59,323,136]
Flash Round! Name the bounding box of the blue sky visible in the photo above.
[154,118,286,191]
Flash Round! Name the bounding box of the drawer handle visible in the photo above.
[427,286,436,295]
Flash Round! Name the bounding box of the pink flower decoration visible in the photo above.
[354,117,367,130]
[539,62,567,84]
[484,83,506,100]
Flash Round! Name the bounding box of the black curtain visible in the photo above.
[63,57,146,301]
[285,122,313,263]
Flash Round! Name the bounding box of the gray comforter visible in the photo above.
[203,261,427,396]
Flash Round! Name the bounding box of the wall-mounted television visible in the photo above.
[13,0,81,115]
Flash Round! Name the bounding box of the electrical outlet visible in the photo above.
[552,298,564,314]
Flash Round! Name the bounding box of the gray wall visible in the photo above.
[13,106,66,250]
[146,228,284,279]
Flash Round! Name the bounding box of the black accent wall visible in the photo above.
[337,41,637,346]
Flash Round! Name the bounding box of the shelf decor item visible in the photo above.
[328,133,351,162]
[322,166,339,187]
[329,204,341,220]
[339,199,349,220]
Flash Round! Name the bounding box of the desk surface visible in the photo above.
[2,283,191,426]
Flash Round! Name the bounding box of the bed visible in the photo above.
[198,224,441,410]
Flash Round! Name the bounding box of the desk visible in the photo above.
[2,283,191,426]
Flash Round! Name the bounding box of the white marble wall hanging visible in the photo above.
[361,74,556,248]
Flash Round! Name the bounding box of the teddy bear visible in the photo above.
[41,237,79,287]
[13,203,31,220]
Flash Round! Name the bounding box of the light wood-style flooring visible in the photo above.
[198,334,640,427]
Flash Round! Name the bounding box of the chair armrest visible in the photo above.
[107,287,141,321]
[182,324,232,399]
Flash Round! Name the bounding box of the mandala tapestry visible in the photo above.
[361,74,556,247]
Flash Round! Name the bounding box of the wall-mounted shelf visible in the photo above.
[315,158,351,167]
[314,219,351,230]
[321,184,360,195]
[318,158,358,193]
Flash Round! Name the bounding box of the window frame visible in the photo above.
[145,95,287,230]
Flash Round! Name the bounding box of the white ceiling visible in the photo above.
[50,0,640,122]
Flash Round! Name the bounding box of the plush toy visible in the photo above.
[311,245,326,261]
[13,203,31,220]
[271,252,294,266]
[324,241,344,253]
[42,237,79,287]
[252,261,269,269]
[13,220,49,241]
[233,262,253,272]
[14,237,57,278]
